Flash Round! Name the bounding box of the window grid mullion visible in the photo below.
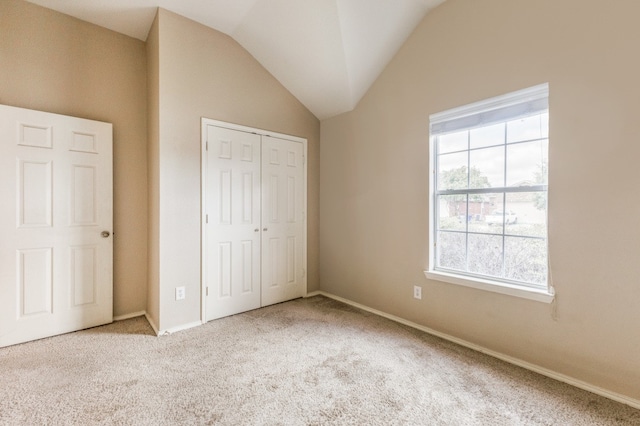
[465,129,470,274]
[437,185,548,197]
[501,125,508,279]
[434,136,440,268]
[465,194,469,272]
[436,135,548,156]
[501,193,506,279]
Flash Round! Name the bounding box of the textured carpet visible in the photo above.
[0,295,638,425]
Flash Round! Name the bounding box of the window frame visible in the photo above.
[425,84,554,303]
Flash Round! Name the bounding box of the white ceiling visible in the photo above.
[25,0,445,119]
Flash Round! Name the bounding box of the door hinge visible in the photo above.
[206,141,209,151]
[206,287,209,296]
[206,214,209,224]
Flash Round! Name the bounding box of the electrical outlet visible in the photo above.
[413,285,422,300]
[175,286,186,301]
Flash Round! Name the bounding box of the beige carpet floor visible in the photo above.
[0,295,638,425]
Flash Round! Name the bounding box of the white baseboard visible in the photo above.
[158,320,203,336]
[113,310,203,336]
[113,311,146,322]
[311,291,640,410]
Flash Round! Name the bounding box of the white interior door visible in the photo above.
[205,125,261,321]
[261,136,305,306]
[0,104,113,348]
[203,121,306,321]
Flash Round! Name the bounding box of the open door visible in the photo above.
[0,104,113,348]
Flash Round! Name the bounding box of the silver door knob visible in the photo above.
[101,231,111,238]
[263,228,268,231]
[254,228,259,232]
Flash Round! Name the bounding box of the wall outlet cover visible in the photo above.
[413,285,422,300]
[176,286,186,301]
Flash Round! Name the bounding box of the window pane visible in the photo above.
[468,234,503,277]
[506,139,548,187]
[469,193,504,235]
[437,231,466,271]
[505,192,546,238]
[438,131,468,154]
[469,145,505,188]
[484,198,509,234]
[504,237,547,285]
[437,195,467,231]
[507,112,549,143]
[438,151,468,190]
[470,123,505,149]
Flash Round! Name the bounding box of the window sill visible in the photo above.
[423,270,554,303]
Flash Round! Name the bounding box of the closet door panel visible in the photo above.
[205,126,261,321]
[261,137,305,306]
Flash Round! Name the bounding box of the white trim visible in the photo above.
[157,320,203,336]
[310,291,640,411]
[303,136,309,303]
[429,83,549,125]
[200,119,208,325]
[425,270,554,303]
[201,118,307,144]
[113,311,146,321]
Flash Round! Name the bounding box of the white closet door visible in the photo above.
[261,136,305,307]
[205,126,262,321]
[0,105,113,348]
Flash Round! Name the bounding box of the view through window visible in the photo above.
[430,84,549,290]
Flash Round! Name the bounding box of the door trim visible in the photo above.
[200,118,308,323]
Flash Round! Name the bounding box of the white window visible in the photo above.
[426,84,553,302]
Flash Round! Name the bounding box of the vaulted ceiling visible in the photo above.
[25,0,445,119]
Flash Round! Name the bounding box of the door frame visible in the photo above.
[200,118,308,323]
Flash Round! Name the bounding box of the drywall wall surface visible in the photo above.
[0,0,148,318]
[153,9,320,331]
[320,0,640,400]
[145,11,160,331]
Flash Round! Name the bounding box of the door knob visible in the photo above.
[263,228,268,232]
[101,231,111,238]
[254,228,259,232]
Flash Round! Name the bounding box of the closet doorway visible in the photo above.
[202,119,307,321]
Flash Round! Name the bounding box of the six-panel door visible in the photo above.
[261,136,305,307]
[0,105,113,348]
[204,125,306,321]
[205,126,262,321]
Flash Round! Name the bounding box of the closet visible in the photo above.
[202,119,307,321]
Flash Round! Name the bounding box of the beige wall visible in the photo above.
[0,0,148,318]
[320,0,640,400]
[152,9,320,331]
[146,14,160,330]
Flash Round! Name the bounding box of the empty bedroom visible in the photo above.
[0,0,639,424]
